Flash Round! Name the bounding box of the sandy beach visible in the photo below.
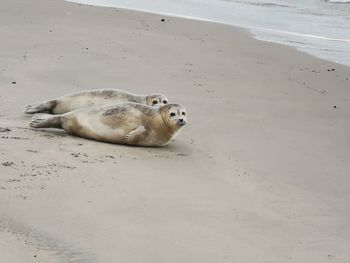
[1,0,350,262]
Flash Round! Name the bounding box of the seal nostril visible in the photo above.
[179,119,184,122]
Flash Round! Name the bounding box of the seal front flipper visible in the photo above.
[123,126,146,145]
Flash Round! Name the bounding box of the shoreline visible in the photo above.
[1,0,350,262]
[66,0,350,67]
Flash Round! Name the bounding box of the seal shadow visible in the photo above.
[28,127,68,137]
[29,127,190,152]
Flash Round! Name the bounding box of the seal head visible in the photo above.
[146,94,169,107]
[160,103,187,132]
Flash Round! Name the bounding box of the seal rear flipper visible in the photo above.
[30,114,62,129]
[24,100,56,114]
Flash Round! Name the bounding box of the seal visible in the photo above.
[29,103,187,147]
[24,89,169,114]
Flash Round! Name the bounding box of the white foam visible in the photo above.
[247,26,350,43]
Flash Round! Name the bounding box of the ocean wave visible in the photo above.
[327,0,350,3]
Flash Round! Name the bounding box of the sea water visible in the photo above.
[66,0,350,66]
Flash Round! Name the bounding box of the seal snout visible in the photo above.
[177,118,186,127]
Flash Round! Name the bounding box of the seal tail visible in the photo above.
[24,100,56,114]
[30,114,62,128]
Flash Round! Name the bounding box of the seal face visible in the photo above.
[24,89,169,115]
[146,94,169,107]
[160,104,187,130]
[29,103,187,147]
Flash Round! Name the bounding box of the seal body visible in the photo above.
[29,103,187,147]
[24,89,169,115]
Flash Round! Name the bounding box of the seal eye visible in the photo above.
[152,100,158,105]
[182,112,186,116]
[170,112,176,117]
[163,100,168,104]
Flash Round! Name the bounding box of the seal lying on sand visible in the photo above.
[24,89,169,114]
[29,103,187,147]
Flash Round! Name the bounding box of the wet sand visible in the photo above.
[0,0,350,262]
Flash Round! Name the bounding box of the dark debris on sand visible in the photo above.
[0,127,11,132]
[2,161,14,167]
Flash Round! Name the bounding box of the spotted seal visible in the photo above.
[29,103,187,147]
[24,89,169,114]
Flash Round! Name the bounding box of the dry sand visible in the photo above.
[1,0,350,262]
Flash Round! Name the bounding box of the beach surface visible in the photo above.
[1,0,350,262]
